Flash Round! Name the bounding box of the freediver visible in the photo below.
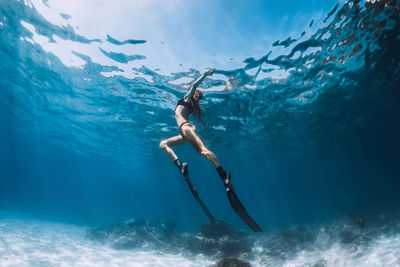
[159,69,231,186]
[159,69,262,232]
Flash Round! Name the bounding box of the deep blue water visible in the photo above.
[1,0,400,265]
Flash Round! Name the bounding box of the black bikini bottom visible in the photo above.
[179,121,193,138]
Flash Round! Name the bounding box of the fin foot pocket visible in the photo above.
[181,162,188,176]
[223,174,233,191]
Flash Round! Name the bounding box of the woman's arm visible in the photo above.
[193,109,207,127]
[184,69,214,99]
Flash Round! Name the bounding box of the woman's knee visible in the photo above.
[159,140,167,150]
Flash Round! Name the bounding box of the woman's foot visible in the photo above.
[216,166,233,191]
[180,162,188,176]
[223,173,234,191]
[175,159,188,176]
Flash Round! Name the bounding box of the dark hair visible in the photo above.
[192,92,202,121]
[196,90,203,100]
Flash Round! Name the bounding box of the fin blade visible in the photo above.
[227,190,263,232]
[184,173,216,222]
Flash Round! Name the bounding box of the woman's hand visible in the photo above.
[205,69,214,76]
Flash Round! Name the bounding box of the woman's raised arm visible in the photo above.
[184,69,214,99]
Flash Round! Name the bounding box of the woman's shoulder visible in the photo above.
[182,95,193,101]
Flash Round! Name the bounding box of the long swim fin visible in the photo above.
[181,164,216,222]
[222,175,263,232]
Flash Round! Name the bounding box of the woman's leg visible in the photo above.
[181,124,221,168]
[159,135,187,161]
[160,135,189,174]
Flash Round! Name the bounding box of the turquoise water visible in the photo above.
[1,0,400,265]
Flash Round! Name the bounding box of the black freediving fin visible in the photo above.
[222,175,263,232]
[181,165,216,222]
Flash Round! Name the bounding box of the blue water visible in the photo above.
[1,0,400,265]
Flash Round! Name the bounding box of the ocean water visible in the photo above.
[1,0,400,266]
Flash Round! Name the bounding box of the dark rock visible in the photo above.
[201,220,243,239]
[313,259,327,267]
[216,258,251,267]
[184,220,251,258]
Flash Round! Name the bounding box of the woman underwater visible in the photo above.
[159,69,262,232]
[159,69,230,184]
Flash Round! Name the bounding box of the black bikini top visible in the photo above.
[175,98,195,114]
